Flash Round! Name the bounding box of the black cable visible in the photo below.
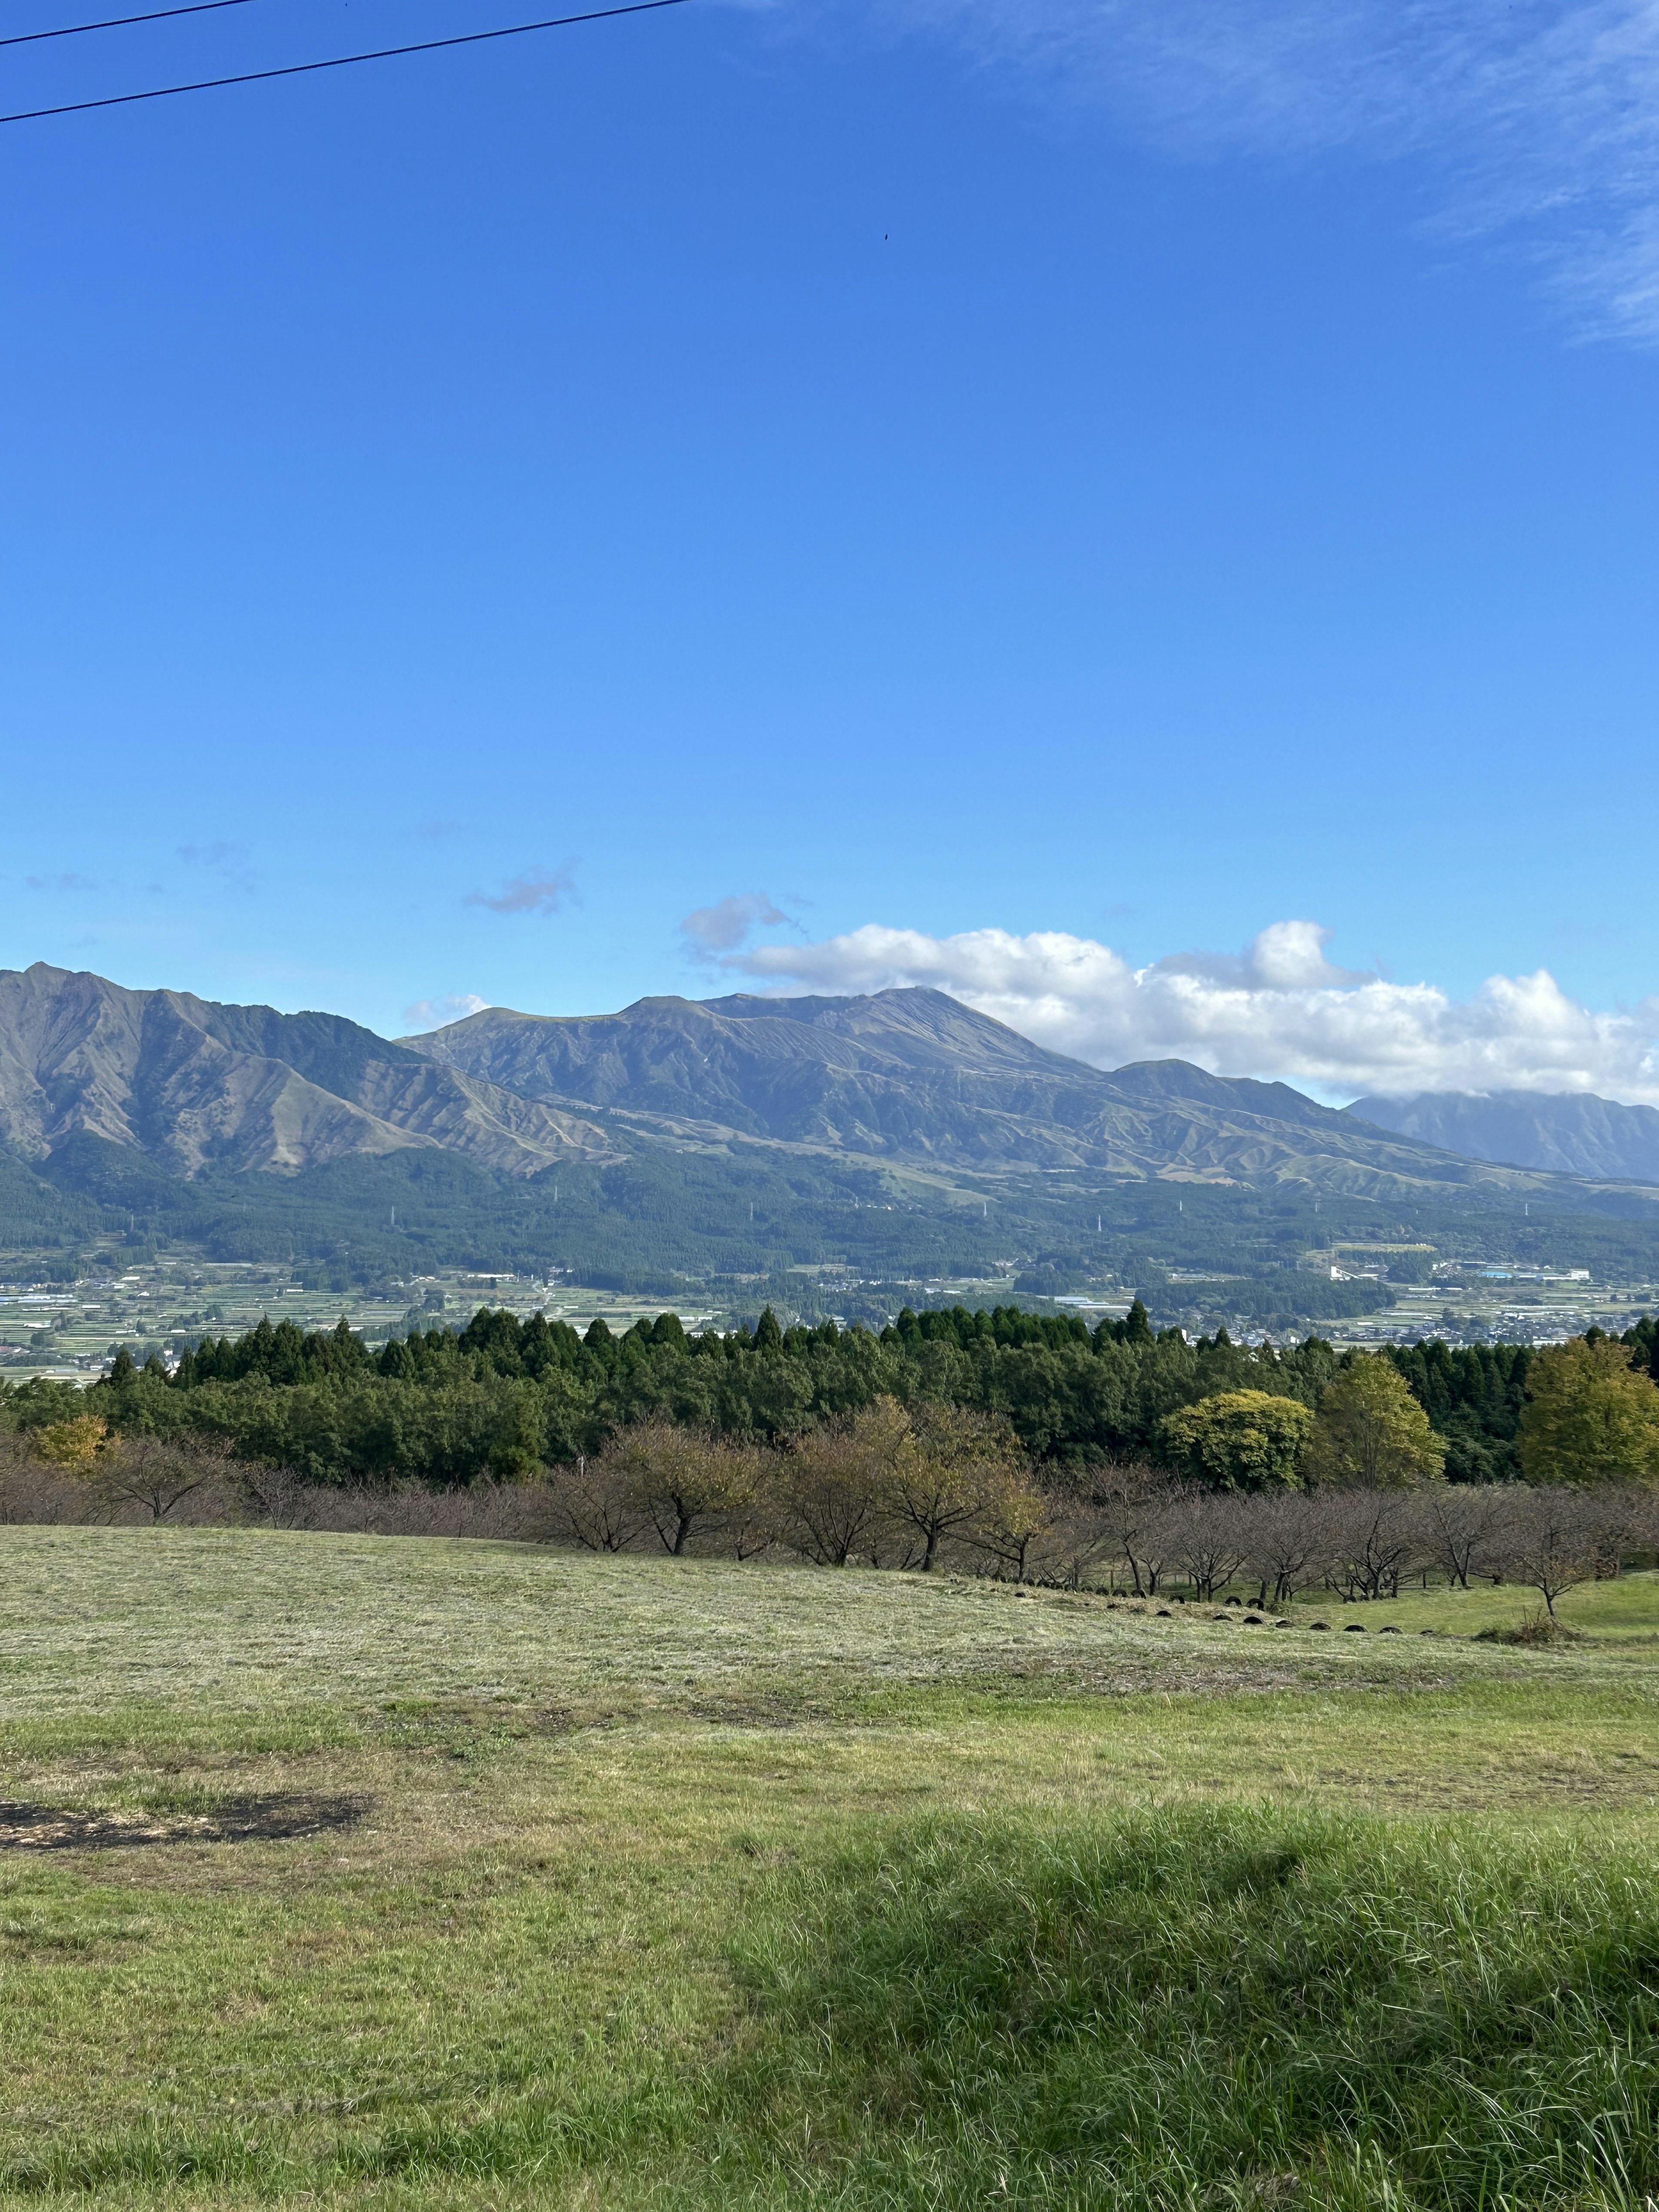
[2,0,260,52]
[0,0,689,124]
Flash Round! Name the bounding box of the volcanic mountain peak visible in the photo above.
[3,963,1646,1205]
[403,984,1569,1194]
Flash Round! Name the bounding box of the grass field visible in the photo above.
[2,1529,1658,2208]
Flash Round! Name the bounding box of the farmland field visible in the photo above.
[2,1529,1658,2208]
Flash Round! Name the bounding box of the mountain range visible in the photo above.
[401,987,1551,1197]
[1348,1089,1659,1186]
[3,963,1659,1300]
[0,964,619,1179]
[0,960,1641,1203]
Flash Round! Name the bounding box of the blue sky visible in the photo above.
[3,0,1658,1099]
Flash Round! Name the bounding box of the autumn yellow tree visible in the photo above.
[1517,1335,1659,1487]
[32,1416,107,1470]
[1303,1356,1445,1489]
[888,1402,1025,1571]
[1160,1390,1313,1491]
[966,1465,1056,1582]
[782,1397,909,1566]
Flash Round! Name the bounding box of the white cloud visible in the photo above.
[725,918,1659,1103]
[402,992,491,1033]
[827,0,1659,341]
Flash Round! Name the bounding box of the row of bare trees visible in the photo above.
[535,1412,1657,1615]
[1064,1471,1656,1616]
[0,1433,555,1542]
[541,1401,1046,1573]
[2,1407,1654,1619]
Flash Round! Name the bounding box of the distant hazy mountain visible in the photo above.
[0,964,618,1177]
[403,985,1553,1196]
[1348,1089,1659,1185]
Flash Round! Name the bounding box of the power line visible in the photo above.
[0,0,690,124]
[2,1,261,52]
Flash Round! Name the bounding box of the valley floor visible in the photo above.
[2,1531,1657,2208]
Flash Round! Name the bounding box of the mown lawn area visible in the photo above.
[2,1528,1657,2209]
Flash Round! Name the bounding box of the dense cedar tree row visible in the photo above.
[1,1302,1653,1488]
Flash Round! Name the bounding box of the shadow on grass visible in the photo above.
[0,1793,371,1851]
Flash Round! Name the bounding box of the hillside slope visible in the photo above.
[404,986,1561,1195]
[1349,1089,1659,1185]
[0,965,619,1177]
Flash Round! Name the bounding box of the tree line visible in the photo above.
[3,1392,1650,1627]
[1,1300,1656,1492]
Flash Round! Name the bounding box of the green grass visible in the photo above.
[1,1529,1658,2207]
[1278,1567,1659,1646]
[719,1807,1659,2210]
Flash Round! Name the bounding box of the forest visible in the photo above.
[3,1298,1656,1490]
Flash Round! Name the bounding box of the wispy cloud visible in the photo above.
[827,0,1659,340]
[176,840,257,892]
[465,865,578,917]
[402,992,491,1031]
[721,916,1659,1103]
[679,892,799,958]
[25,872,99,893]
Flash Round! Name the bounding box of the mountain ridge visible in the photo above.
[1348,1088,1659,1185]
[0,963,620,1179]
[2,962,1655,1213]
[400,985,1592,1198]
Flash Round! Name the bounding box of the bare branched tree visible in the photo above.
[236,1460,320,1530]
[1421,1483,1506,1590]
[543,1451,653,1554]
[1322,1490,1428,1602]
[90,1436,233,1524]
[1168,1489,1251,1602]
[1498,1486,1628,1617]
[1092,1466,1182,1596]
[1043,1493,1121,1591]
[1239,1488,1326,1607]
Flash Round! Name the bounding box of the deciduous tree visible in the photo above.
[1303,1357,1445,1489]
[1498,1486,1627,1617]
[1160,1390,1313,1491]
[782,1397,906,1566]
[887,1402,1023,1572]
[1517,1337,1659,1487]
